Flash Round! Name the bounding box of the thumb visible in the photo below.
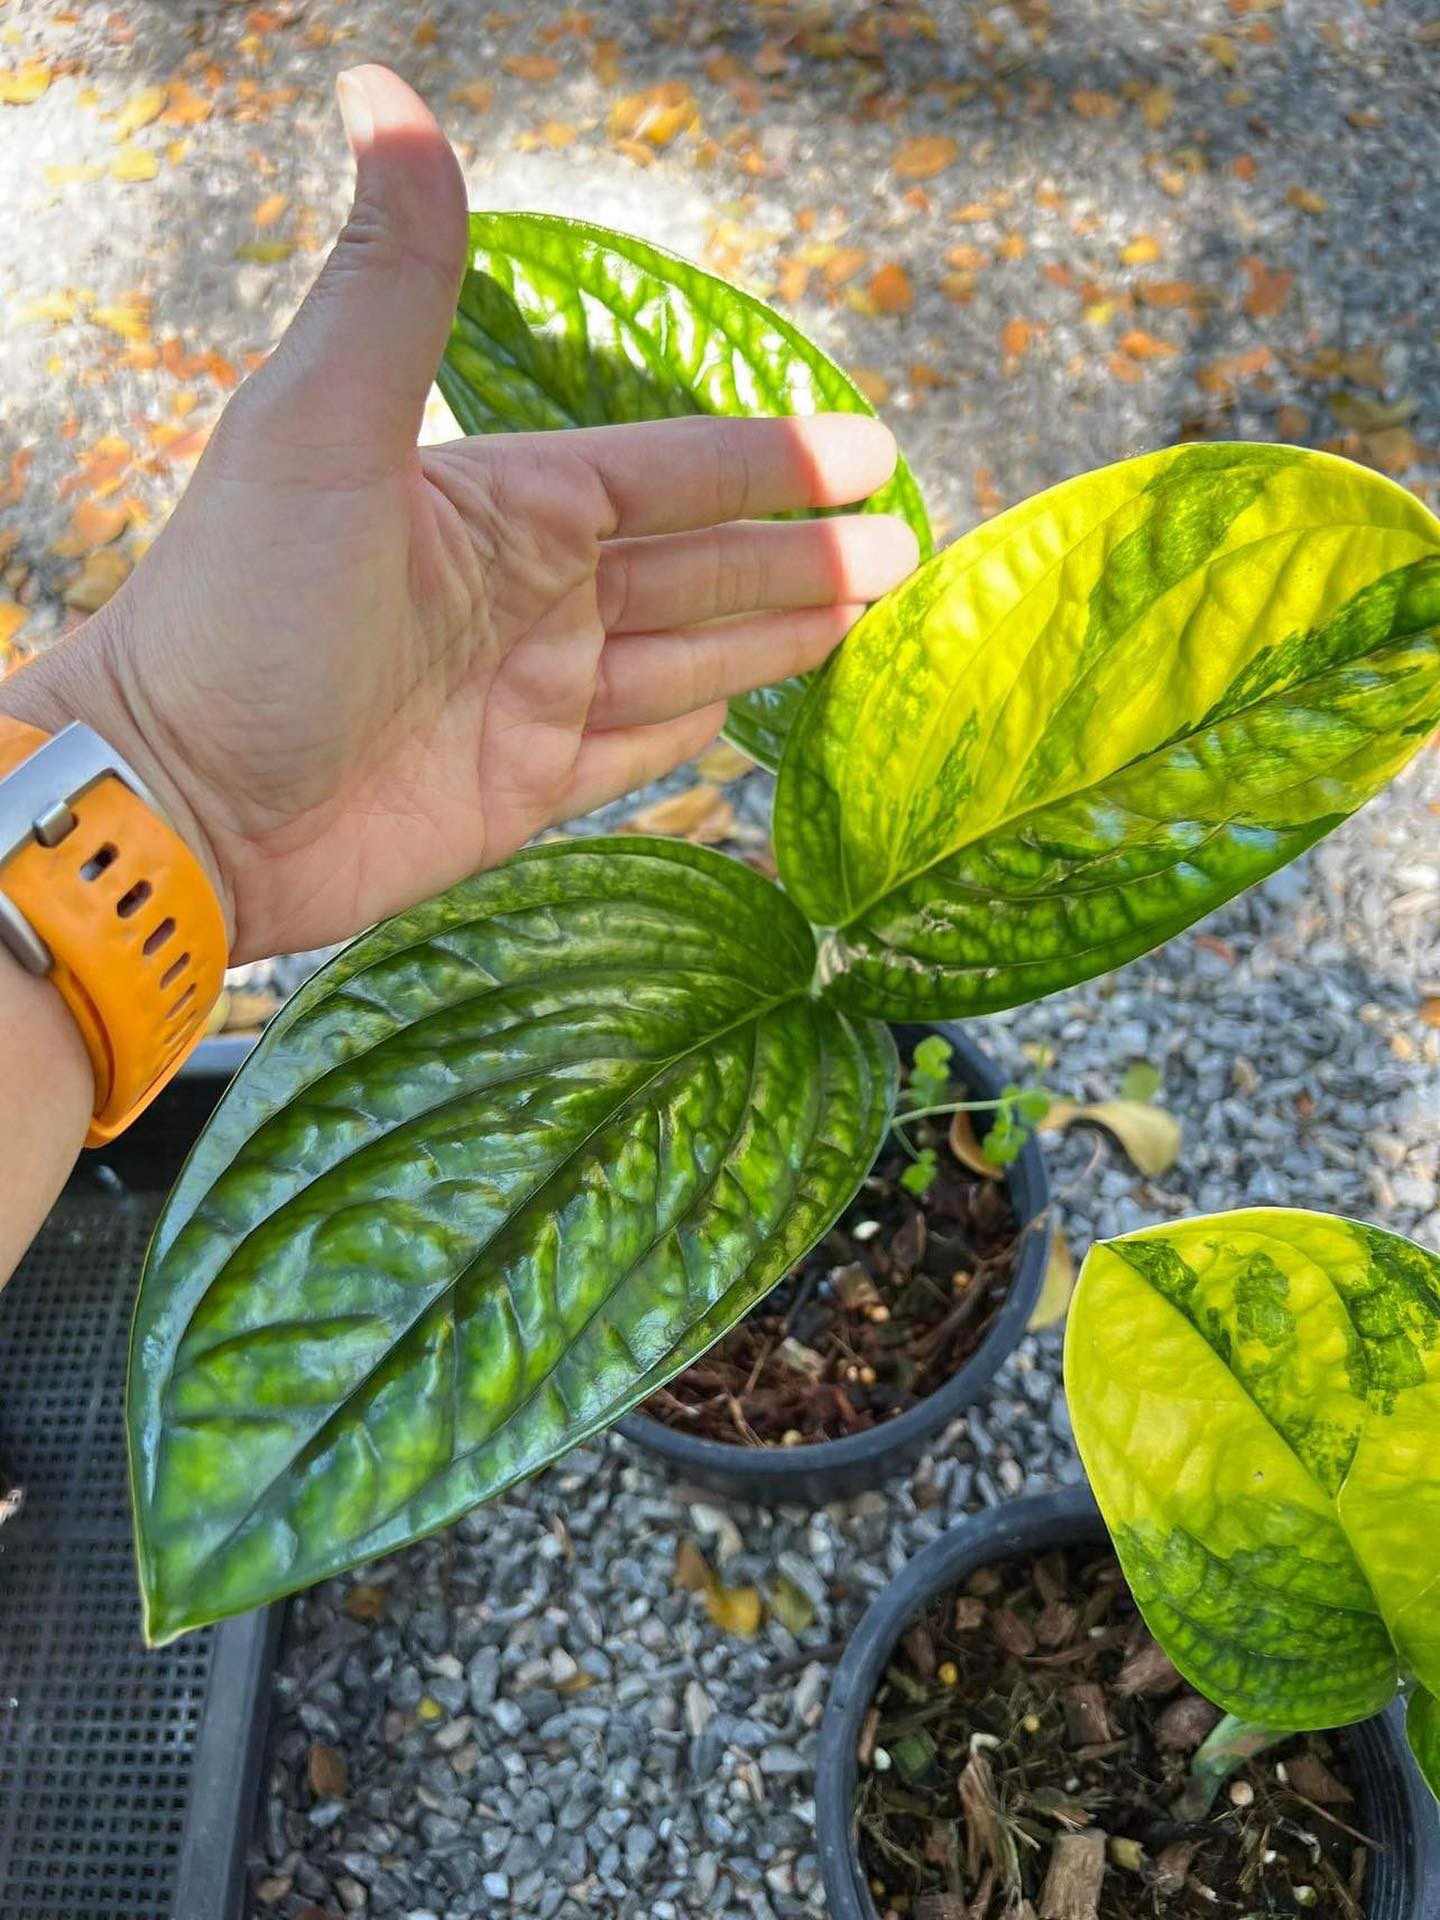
[255,66,469,474]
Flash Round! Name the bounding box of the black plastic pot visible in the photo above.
[816,1488,1440,1920]
[621,1021,1052,1505]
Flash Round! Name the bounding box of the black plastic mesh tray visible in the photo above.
[0,1076,278,1920]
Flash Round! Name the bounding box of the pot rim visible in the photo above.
[621,1019,1052,1481]
[815,1486,1440,1920]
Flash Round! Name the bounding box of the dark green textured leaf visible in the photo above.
[129,840,895,1640]
[774,444,1440,1018]
[1407,1687,1440,1802]
[438,211,932,769]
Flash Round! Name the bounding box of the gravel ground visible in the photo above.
[1,2,1438,1917]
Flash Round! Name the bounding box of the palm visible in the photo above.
[14,66,915,964]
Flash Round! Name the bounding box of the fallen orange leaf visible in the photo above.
[1286,185,1328,215]
[946,243,988,272]
[16,291,81,326]
[775,257,810,305]
[0,449,32,510]
[161,79,213,127]
[111,85,167,142]
[64,547,131,612]
[112,145,160,183]
[1118,327,1178,361]
[1138,278,1213,310]
[1141,85,1174,128]
[253,192,289,228]
[1196,345,1272,395]
[1239,256,1292,319]
[43,163,104,187]
[451,80,493,111]
[1121,232,1167,266]
[1361,426,1420,476]
[58,439,133,501]
[821,245,869,288]
[0,603,29,652]
[996,233,1027,261]
[1201,31,1239,68]
[849,367,891,405]
[1420,997,1440,1030]
[53,499,130,558]
[867,262,914,315]
[1000,317,1038,358]
[891,133,959,180]
[1069,89,1120,120]
[940,272,976,305]
[0,62,52,107]
[619,783,736,844]
[608,81,697,148]
[91,295,152,342]
[502,53,561,82]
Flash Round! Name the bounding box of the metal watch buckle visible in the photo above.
[0,723,164,976]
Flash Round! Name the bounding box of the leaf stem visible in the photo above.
[891,1098,1006,1128]
[1172,1713,1291,1822]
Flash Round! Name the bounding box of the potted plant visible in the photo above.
[620,1022,1053,1503]
[121,215,1440,1643]
[816,1210,1440,1919]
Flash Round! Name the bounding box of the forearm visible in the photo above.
[0,607,225,1283]
[0,945,93,1282]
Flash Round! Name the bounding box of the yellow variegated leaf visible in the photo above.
[775,444,1440,1019]
[1065,1209,1440,1730]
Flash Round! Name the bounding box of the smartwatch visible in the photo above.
[0,717,228,1144]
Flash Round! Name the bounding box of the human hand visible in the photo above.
[0,66,917,963]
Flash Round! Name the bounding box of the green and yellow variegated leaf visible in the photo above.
[438,211,933,770]
[774,444,1440,1018]
[1065,1208,1440,1730]
[1407,1686,1440,1801]
[129,840,894,1640]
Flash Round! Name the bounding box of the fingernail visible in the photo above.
[336,69,374,154]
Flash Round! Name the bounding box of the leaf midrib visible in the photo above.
[148,973,815,1594]
[1104,1226,1395,1623]
[833,573,1440,940]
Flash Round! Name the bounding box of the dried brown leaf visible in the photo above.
[619,782,735,844]
[892,133,959,180]
[867,262,915,315]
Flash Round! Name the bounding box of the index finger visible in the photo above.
[571,412,901,538]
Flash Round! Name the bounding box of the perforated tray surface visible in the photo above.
[0,1160,277,1920]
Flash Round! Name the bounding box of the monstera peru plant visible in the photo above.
[1067,1209,1440,1800]
[126,213,1440,1644]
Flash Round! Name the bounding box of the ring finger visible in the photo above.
[596,512,917,637]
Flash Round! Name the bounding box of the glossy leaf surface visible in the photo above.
[775,444,1440,1018]
[1407,1687,1440,1801]
[438,211,932,769]
[129,840,895,1639]
[1066,1209,1440,1729]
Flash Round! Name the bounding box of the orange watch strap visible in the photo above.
[0,717,228,1145]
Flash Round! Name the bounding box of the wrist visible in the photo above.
[0,592,236,949]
